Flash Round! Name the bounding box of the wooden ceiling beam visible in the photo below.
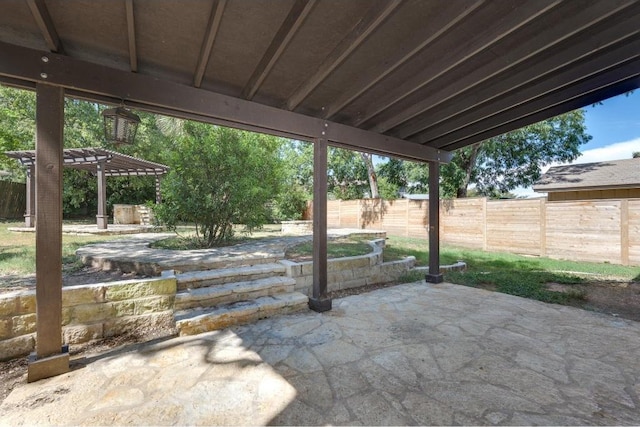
[407,17,640,143]
[435,62,640,150]
[286,0,403,111]
[125,0,137,72]
[351,0,562,128]
[390,1,640,140]
[193,0,227,88]
[0,41,450,163]
[242,0,316,100]
[368,0,634,132]
[322,0,484,121]
[26,0,64,54]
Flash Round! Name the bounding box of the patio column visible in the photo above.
[24,164,35,227]
[426,160,443,283]
[28,83,69,382]
[96,161,107,229]
[310,137,331,312]
[155,175,162,204]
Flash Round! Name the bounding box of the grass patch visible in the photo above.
[0,220,122,276]
[285,237,372,261]
[384,235,639,306]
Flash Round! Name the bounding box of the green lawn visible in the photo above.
[0,220,122,276]
[385,235,640,305]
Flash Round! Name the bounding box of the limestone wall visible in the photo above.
[280,238,416,295]
[281,220,313,234]
[0,277,176,361]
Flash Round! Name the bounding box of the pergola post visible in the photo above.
[426,160,443,284]
[309,137,331,312]
[96,161,107,229]
[24,164,35,227]
[155,175,162,204]
[28,83,69,382]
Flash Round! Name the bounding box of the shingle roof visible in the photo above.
[533,158,640,192]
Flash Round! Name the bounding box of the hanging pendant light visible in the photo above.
[102,106,141,145]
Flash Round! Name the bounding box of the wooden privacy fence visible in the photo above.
[0,181,25,219]
[308,197,640,266]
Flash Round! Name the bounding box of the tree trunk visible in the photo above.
[360,152,379,198]
[456,143,481,198]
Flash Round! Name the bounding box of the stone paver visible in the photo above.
[2,281,640,425]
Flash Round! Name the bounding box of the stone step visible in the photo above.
[175,262,286,291]
[175,276,296,310]
[175,292,309,336]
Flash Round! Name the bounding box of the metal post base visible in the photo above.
[309,297,332,312]
[426,273,444,284]
[24,215,35,228]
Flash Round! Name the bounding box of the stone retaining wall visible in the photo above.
[281,220,313,234]
[0,277,176,361]
[280,238,416,295]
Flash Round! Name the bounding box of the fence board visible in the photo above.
[311,196,640,266]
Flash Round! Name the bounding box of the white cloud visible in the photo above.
[514,138,640,198]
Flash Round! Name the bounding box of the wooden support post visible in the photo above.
[28,83,69,382]
[24,165,35,227]
[309,137,331,312]
[96,161,107,229]
[426,161,443,283]
[155,175,163,204]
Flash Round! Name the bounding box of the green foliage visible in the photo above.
[154,123,283,246]
[328,147,368,199]
[271,184,309,221]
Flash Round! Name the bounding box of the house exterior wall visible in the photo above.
[548,188,640,201]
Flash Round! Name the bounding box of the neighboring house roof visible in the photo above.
[533,158,640,192]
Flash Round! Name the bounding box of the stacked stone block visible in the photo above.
[0,277,176,361]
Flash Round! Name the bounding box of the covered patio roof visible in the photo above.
[0,1,638,161]
[1,0,639,381]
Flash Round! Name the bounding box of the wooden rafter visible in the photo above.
[286,0,403,111]
[26,0,64,54]
[193,0,226,88]
[125,0,137,72]
[242,0,316,100]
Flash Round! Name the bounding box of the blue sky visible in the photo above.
[517,90,640,197]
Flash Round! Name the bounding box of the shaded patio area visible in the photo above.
[1,281,638,425]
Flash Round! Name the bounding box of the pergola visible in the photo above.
[5,148,169,229]
[0,0,638,381]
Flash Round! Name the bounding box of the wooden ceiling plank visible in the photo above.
[125,0,137,72]
[242,0,317,100]
[193,0,227,88]
[376,0,637,136]
[323,0,485,121]
[26,0,64,54]
[434,60,640,149]
[351,0,562,128]
[0,41,450,163]
[286,0,403,111]
[440,76,640,151]
[407,18,640,143]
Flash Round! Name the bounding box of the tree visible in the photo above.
[359,152,379,198]
[374,110,590,199]
[633,152,640,158]
[154,123,283,246]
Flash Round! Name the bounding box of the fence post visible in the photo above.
[540,198,547,257]
[621,199,629,265]
[482,197,487,251]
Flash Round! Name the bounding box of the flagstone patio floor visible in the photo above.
[1,281,639,425]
